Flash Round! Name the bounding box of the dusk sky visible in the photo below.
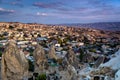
[0,0,120,24]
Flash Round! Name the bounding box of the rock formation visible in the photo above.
[33,44,47,73]
[90,67,115,77]
[66,49,79,68]
[48,45,57,60]
[1,41,28,80]
[59,65,79,80]
[82,53,94,63]
[93,56,105,68]
[67,49,75,64]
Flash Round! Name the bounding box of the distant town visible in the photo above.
[0,22,120,80]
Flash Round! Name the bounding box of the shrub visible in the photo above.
[89,49,96,53]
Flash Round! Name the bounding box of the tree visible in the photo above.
[84,36,89,44]
[37,34,41,37]
[57,38,62,46]
[9,25,14,30]
[63,38,68,44]
[79,48,84,61]
[0,52,2,57]
[36,74,46,80]
[28,60,34,72]
[17,29,23,32]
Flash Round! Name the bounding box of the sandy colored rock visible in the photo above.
[67,49,75,64]
[49,45,57,60]
[33,44,47,73]
[1,41,28,80]
[66,49,79,68]
[90,67,115,77]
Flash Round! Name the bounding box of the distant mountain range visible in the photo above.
[57,22,120,31]
[0,22,120,31]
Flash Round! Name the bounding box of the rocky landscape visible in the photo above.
[0,22,120,80]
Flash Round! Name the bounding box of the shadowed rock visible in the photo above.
[93,56,105,68]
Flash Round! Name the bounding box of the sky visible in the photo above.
[0,0,120,24]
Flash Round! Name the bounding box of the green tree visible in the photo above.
[57,38,62,46]
[28,60,34,72]
[36,74,46,80]
[9,25,14,30]
[79,48,84,61]
[63,38,68,44]
[17,29,23,32]
[0,52,2,57]
[37,34,41,37]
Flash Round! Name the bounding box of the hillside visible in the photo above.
[58,22,120,31]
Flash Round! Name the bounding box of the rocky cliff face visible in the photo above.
[33,44,47,73]
[1,41,28,80]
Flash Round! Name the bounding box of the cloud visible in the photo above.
[36,12,48,16]
[33,2,68,11]
[33,0,118,17]
[33,2,61,8]
[0,0,120,24]
[0,8,15,15]
[32,0,120,22]
[1,0,24,7]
